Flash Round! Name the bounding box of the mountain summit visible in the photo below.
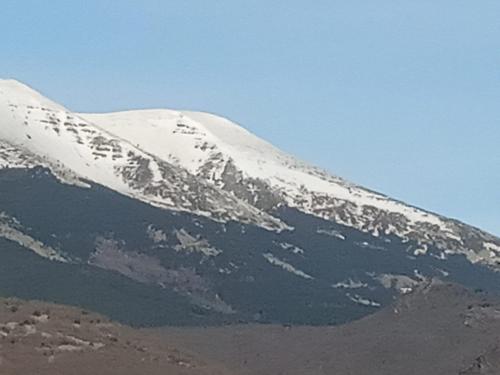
[0,79,284,230]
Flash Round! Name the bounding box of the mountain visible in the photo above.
[0,79,499,327]
[0,80,284,231]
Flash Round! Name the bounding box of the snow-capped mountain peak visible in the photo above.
[81,108,500,267]
[0,79,286,230]
[0,79,66,111]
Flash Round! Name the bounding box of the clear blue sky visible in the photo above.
[1,1,498,235]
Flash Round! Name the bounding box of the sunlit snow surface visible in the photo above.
[82,109,445,225]
[0,80,285,231]
[81,108,500,266]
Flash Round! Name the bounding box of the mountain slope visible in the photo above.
[82,109,500,267]
[0,79,285,231]
[161,282,500,375]
[0,297,234,375]
[2,159,500,327]
[1,79,499,328]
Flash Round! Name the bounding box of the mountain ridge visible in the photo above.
[80,100,499,267]
[0,79,286,231]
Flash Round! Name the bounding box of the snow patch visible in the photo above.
[355,241,386,251]
[485,242,500,254]
[332,278,368,289]
[263,253,313,279]
[346,293,381,307]
[174,229,222,257]
[276,241,305,255]
[413,245,428,256]
[0,212,68,262]
[316,228,346,240]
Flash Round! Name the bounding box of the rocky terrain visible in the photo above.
[2,282,500,375]
[0,298,232,375]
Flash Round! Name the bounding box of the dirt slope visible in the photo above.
[159,282,500,375]
[2,281,500,375]
[0,298,233,375]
